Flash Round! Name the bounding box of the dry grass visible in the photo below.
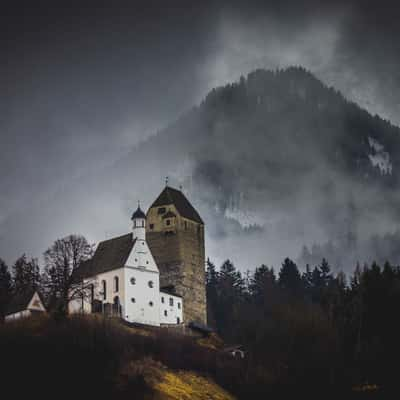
[153,369,235,400]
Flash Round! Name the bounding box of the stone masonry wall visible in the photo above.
[146,206,207,324]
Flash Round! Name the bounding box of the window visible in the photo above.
[130,277,136,285]
[141,220,145,227]
[184,221,188,230]
[114,276,119,292]
[166,219,171,226]
[164,310,167,317]
[169,297,174,306]
[149,301,153,307]
[148,281,154,288]
[158,207,166,214]
[90,284,94,303]
[177,302,181,309]
[161,297,164,303]
[177,317,180,324]
[101,280,106,301]
[131,298,135,303]
[150,223,154,230]
[146,261,149,264]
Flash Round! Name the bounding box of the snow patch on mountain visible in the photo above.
[368,137,392,175]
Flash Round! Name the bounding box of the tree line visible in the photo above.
[206,257,400,391]
[0,234,93,320]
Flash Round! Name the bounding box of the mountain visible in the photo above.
[3,67,400,269]
[109,67,400,269]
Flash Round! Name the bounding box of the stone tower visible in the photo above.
[146,186,206,324]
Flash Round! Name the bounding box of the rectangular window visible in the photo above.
[114,276,119,292]
[158,207,166,214]
[161,297,164,303]
[169,297,174,306]
[164,310,167,317]
[102,280,106,301]
[166,219,171,226]
[149,223,154,230]
[177,302,181,309]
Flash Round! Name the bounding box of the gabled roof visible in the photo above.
[72,233,136,281]
[149,186,203,224]
[6,289,45,315]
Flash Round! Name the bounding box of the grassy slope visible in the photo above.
[0,315,236,400]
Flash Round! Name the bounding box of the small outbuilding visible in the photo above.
[5,289,46,322]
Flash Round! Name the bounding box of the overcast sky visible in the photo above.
[1,0,400,265]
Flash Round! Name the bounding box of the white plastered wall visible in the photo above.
[124,239,160,326]
[159,292,183,325]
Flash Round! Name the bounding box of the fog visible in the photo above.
[1,1,400,272]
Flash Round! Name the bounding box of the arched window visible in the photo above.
[130,277,136,285]
[114,276,119,292]
[148,280,154,288]
[101,280,106,301]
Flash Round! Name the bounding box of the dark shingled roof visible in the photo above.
[73,233,136,281]
[131,206,146,220]
[150,186,203,224]
[6,288,45,315]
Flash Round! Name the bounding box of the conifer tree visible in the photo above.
[12,254,40,293]
[0,258,12,321]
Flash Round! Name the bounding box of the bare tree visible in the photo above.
[43,234,94,316]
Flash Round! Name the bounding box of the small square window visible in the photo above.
[149,301,153,307]
[166,219,171,226]
[148,281,154,288]
[131,298,135,303]
[158,207,166,214]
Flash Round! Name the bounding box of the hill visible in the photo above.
[0,315,236,400]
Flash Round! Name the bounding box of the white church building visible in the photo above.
[69,206,183,326]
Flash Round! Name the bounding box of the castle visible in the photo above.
[69,185,207,327]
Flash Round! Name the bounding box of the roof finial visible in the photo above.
[165,176,169,186]
[137,200,141,209]
[179,184,183,191]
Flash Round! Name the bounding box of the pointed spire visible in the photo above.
[131,203,146,220]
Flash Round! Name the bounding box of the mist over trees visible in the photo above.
[206,256,400,392]
[4,67,400,271]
